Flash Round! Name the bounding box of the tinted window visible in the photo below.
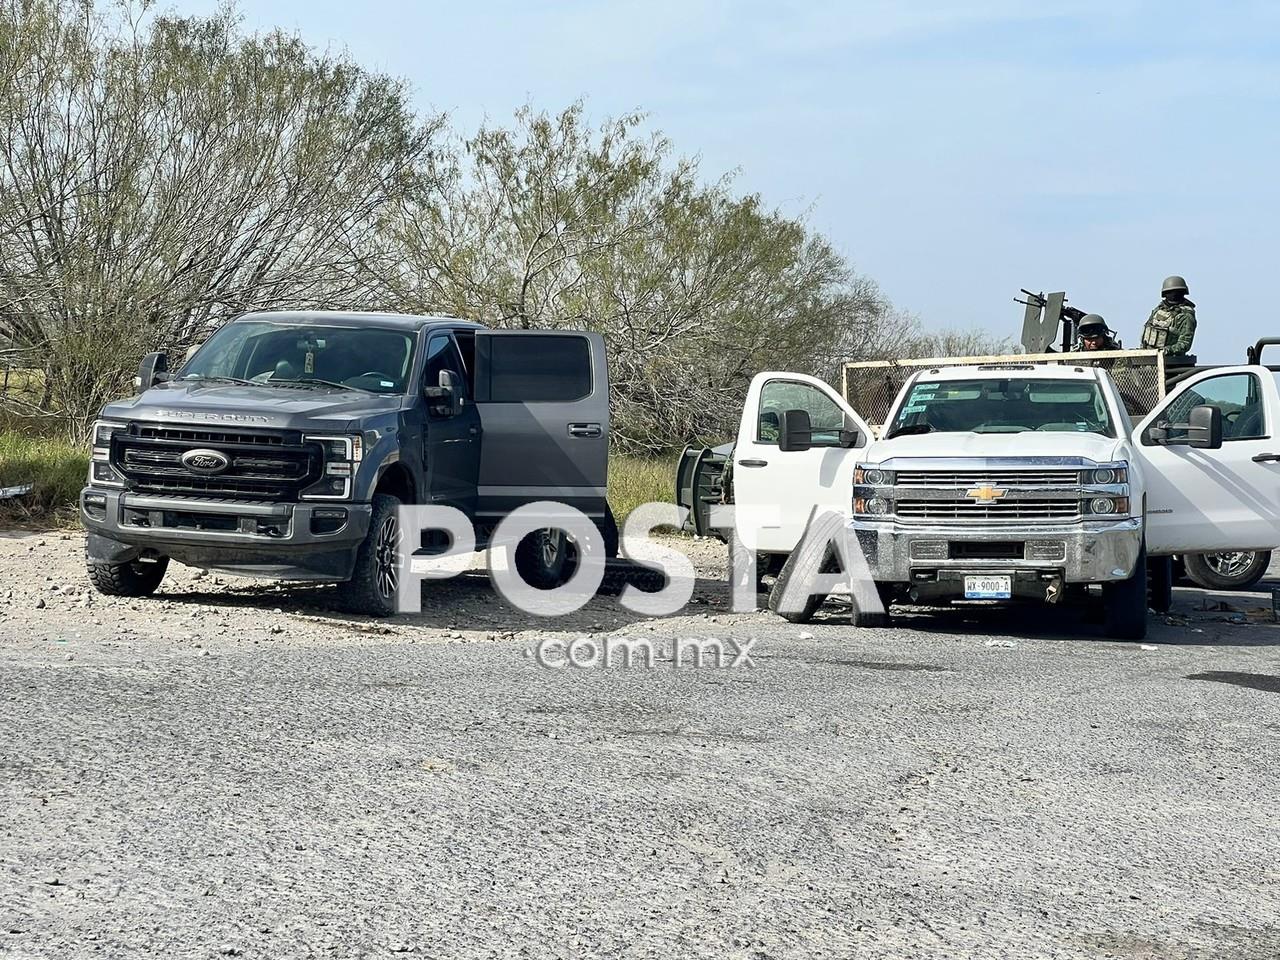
[180,321,415,394]
[423,335,467,397]
[758,380,846,446]
[489,335,591,402]
[1163,373,1265,441]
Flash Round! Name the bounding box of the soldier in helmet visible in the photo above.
[1140,275,1197,357]
[1076,314,1122,352]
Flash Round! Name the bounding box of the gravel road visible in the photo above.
[3,532,1280,959]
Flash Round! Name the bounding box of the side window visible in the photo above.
[757,380,846,446]
[1162,373,1266,441]
[489,335,591,403]
[423,335,468,397]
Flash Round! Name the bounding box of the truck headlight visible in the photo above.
[88,420,126,488]
[855,466,894,485]
[1086,464,1128,485]
[301,434,363,500]
[1087,496,1130,516]
[855,496,893,517]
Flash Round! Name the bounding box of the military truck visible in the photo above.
[678,356,1280,639]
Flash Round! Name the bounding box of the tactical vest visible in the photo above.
[1141,306,1174,349]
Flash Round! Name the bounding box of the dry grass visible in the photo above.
[609,454,678,523]
[0,431,88,525]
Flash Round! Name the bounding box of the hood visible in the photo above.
[867,430,1124,465]
[100,380,404,432]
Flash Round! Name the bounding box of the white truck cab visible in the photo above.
[722,361,1280,638]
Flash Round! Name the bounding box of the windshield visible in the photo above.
[178,321,416,394]
[887,377,1115,437]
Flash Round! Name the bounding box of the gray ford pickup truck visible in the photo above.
[81,311,615,614]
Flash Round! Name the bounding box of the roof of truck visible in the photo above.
[907,362,1101,382]
[235,310,483,332]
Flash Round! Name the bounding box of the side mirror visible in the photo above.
[777,409,813,452]
[1149,404,1223,449]
[1186,404,1223,449]
[136,352,169,391]
[424,369,464,417]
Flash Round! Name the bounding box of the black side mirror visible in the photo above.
[424,369,464,417]
[136,352,169,391]
[1186,404,1223,449]
[1149,403,1223,449]
[778,409,813,452]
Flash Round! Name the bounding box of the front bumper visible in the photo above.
[850,516,1144,586]
[80,487,373,581]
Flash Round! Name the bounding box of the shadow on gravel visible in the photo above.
[152,571,737,635]
[1186,671,1280,694]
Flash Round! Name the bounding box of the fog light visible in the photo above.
[1090,497,1116,515]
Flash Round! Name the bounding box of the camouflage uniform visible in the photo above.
[1140,301,1196,355]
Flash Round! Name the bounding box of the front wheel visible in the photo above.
[336,494,403,616]
[1184,551,1271,591]
[87,556,169,597]
[1102,543,1148,640]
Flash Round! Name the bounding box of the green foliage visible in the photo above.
[0,431,88,523]
[608,455,678,524]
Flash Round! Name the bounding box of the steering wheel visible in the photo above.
[354,371,395,383]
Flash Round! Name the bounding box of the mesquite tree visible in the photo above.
[0,1,438,437]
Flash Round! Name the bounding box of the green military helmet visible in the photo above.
[1161,275,1189,297]
[1077,313,1109,335]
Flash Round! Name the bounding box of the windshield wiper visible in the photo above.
[273,377,373,393]
[885,423,934,439]
[178,374,255,386]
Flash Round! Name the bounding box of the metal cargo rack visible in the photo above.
[841,348,1168,431]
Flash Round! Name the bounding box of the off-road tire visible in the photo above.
[1103,543,1148,640]
[1184,550,1271,591]
[336,494,403,617]
[514,528,571,590]
[87,556,169,597]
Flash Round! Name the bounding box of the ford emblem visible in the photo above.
[181,449,230,475]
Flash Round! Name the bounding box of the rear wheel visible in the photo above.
[1103,543,1148,640]
[1184,551,1271,591]
[336,494,403,616]
[87,556,169,597]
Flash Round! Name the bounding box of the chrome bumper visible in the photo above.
[850,516,1144,584]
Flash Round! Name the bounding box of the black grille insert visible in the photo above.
[112,423,321,501]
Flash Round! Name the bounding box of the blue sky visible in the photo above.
[170,0,1280,363]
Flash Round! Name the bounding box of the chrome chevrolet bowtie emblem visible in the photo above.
[966,484,1007,504]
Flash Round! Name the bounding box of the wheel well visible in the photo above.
[373,463,416,504]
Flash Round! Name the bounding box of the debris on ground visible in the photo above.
[984,639,1017,649]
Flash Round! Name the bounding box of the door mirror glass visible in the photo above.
[136,352,169,391]
[1186,404,1223,449]
[778,409,813,452]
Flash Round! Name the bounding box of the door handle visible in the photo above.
[568,422,602,438]
[738,459,768,468]
[1252,453,1280,463]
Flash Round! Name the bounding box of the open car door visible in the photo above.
[1135,365,1280,554]
[731,372,872,554]
[471,330,609,525]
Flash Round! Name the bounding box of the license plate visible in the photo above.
[965,575,1011,599]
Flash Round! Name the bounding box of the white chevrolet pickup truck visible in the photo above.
[678,361,1280,639]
